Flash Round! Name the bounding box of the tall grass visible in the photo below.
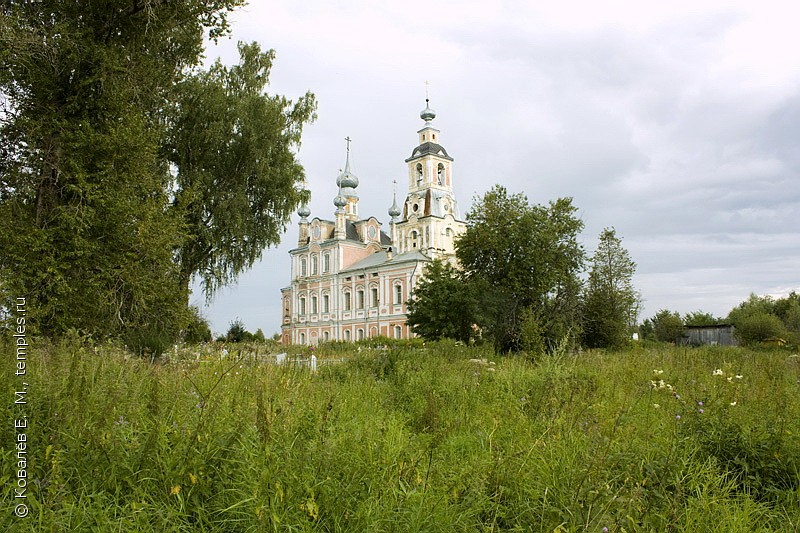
[2,336,798,531]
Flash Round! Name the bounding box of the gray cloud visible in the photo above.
[198,1,800,333]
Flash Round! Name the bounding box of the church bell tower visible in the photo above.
[392,100,464,257]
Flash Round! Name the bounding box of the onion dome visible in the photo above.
[297,204,311,219]
[388,198,401,219]
[420,98,436,124]
[336,157,359,190]
[388,185,401,221]
[333,188,347,210]
[389,196,402,219]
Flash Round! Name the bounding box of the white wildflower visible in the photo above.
[712,369,724,376]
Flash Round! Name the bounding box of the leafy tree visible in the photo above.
[407,259,479,344]
[167,42,316,296]
[646,310,684,343]
[184,306,213,344]
[683,311,720,326]
[456,186,584,353]
[638,318,655,341]
[727,293,776,325]
[0,0,237,337]
[225,318,249,343]
[0,3,314,342]
[581,228,639,349]
[727,292,796,345]
[733,312,787,346]
[772,292,800,342]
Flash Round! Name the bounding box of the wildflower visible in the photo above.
[603,528,609,533]
[727,377,733,383]
[653,369,664,375]
[698,409,704,414]
[653,403,660,409]
[735,375,743,380]
[697,401,703,407]
[730,401,737,406]
[170,485,181,495]
[712,369,724,376]
[189,473,197,484]
[676,415,681,420]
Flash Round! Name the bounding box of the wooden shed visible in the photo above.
[679,324,738,347]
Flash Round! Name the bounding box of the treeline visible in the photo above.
[407,186,639,354]
[406,185,798,354]
[641,292,800,346]
[0,2,315,352]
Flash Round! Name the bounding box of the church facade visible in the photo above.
[280,101,466,345]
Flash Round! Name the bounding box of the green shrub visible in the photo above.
[734,311,788,345]
[183,306,212,344]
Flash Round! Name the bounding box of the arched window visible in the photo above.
[299,296,306,315]
[394,283,403,305]
[300,257,307,277]
[311,255,318,275]
[416,163,423,186]
[323,331,330,342]
[356,288,365,309]
[322,293,330,313]
[323,253,331,273]
[311,295,318,314]
[370,285,379,307]
[344,329,351,342]
[357,329,364,341]
[437,163,444,185]
[394,325,402,339]
[299,332,306,344]
[343,290,352,311]
[410,230,418,249]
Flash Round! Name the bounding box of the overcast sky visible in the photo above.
[196,0,800,336]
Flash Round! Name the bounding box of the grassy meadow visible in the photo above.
[2,337,799,532]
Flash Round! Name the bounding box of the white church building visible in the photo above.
[280,101,466,345]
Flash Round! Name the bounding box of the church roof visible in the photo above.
[318,221,390,245]
[341,249,431,273]
[405,142,453,162]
